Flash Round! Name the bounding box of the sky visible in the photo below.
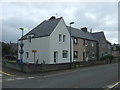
[0,1,118,44]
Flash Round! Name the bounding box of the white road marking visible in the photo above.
[5,79,14,81]
[28,77,35,79]
[15,78,25,80]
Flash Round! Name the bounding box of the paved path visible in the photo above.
[2,63,119,88]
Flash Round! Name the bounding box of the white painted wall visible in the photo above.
[18,18,74,64]
[49,18,73,64]
[18,36,50,64]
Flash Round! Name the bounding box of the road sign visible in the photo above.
[19,49,24,54]
[32,50,37,53]
[19,43,24,48]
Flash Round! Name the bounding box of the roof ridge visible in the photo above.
[20,17,62,40]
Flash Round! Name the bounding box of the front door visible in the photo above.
[54,51,58,63]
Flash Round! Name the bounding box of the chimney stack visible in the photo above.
[81,27,87,32]
[49,16,56,20]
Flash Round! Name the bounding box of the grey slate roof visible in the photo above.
[92,32,105,41]
[92,32,111,44]
[20,17,62,40]
[67,26,96,41]
[20,17,108,42]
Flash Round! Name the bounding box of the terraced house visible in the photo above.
[92,32,112,59]
[18,16,112,64]
[67,27,98,62]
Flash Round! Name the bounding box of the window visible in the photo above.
[108,44,111,49]
[63,35,65,42]
[62,50,68,58]
[26,52,29,58]
[101,53,104,57]
[59,34,62,42]
[28,36,31,43]
[83,39,85,45]
[74,51,78,58]
[92,42,94,47]
[92,52,95,58]
[85,42,88,46]
[105,52,108,55]
[73,38,78,44]
[83,39,87,46]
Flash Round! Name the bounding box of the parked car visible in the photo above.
[4,55,17,60]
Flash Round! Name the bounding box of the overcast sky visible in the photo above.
[1,2,118,44]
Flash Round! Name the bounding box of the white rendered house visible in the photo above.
[18,16,73,64]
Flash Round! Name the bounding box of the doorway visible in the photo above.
[54,51,58,63]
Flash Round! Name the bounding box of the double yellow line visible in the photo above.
[109,81,120,89]
[105,81,120,90]
[0,71,15,77]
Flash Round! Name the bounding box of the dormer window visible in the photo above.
[28,36,31,43]
[27,34,34,43]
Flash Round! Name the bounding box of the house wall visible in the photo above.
[85,40,97,61]
[49,18,72,64]
[98,36,112,59]
[18,36,50,64]
[112,44,120,58]
[73,38,85,62]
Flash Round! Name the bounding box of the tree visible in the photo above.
[2,42,11,57]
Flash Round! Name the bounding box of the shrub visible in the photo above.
[100,54,114,61]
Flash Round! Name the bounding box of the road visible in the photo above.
[2,63,119,88]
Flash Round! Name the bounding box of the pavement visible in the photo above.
[1,63,119,88]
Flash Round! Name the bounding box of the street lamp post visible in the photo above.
[70,22,74,69]
[19,28,24,62]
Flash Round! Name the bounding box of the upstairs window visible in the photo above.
[62,50,68,58]
[74,51,78,58]
[59,34,62,42]
[108,44,111,49]
[92,42,94,47]
[28,36,31,43]
[73,38,78,44]
[92,52,95,58]
[83,39,85,45]
[63,35,65,42]
[83,39,87,46]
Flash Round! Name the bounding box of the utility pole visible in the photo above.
[70,22,74,69]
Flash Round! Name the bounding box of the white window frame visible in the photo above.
[74,51,78,58]
[92,52,95,58]
[73,38,78,44]
[59,34,62,42]
[63,35,65,42]
[92,42,94,47]
[62,50,68,58]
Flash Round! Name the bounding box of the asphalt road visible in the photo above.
[2,63,119,88]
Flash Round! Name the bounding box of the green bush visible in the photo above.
[100,54,114,61]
